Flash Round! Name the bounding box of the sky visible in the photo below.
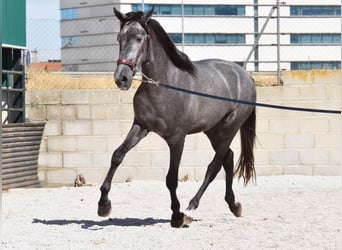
[26,0,61,61]
[26,0,60,19]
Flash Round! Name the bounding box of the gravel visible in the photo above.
[2,176,341,250]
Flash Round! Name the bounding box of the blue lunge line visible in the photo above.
[157,82,341,115]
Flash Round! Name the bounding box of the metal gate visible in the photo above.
[1,0,45,189]
[1,45,42,190]
[2,46,25,123]
[2,123,45,189]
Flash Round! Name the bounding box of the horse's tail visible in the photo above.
[234,107,256,185]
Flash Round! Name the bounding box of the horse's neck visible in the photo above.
[142,38,173,79]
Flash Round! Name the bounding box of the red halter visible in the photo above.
[117,35,150,69]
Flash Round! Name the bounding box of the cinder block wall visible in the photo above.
[255,71,341,177]
[26,70,341,186]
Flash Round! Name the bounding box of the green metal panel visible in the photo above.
[2,0,26,47]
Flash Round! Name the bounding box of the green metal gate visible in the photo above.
[2,0,26,124]
[2,0,44,190]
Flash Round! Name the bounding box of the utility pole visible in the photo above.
[276,0,281,85]
[254,0,259,71]
[181,0,184,52]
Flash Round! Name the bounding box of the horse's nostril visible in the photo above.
[121,75,128,83]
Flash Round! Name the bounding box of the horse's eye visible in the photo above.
[136,37,142,42]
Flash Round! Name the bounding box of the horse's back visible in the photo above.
[167,58,256,134]
[193,59,256,102]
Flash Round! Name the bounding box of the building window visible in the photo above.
[291,34,341,44]
[61,8,78,20]
[169,33,245,44]
[290,6,341,16]
[169,34,182,43]
[61,36,79,48]
[291,61,341,70]
[132,4,245,16]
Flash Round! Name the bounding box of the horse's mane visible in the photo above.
[121,11,196,75]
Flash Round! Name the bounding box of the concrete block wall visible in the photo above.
[26,70,341,186]
[255,71,341,177]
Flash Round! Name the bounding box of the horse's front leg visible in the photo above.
[98,123,148,217]
[166,137,192,228]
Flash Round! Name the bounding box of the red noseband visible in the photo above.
[116,58,137,68]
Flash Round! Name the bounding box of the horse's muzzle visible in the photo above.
[114,64,134,90]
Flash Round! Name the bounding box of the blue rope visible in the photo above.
[158,82,341,115]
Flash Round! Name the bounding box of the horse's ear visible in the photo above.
[143,6,154,24]
[113,7,126,22]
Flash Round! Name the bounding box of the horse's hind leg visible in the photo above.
[98,123,148,217]
[223,149,242,217]
[185,123,230,214]
[186,150,224,212]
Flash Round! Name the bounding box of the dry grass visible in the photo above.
[28,69,342,90]
[27,69,279,90]
[251,73,279,86]
[27,69,115,89]
[26,69,142,90]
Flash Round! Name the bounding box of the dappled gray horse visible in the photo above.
[98,7,256,228]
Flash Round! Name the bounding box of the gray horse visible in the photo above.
[98,7,256,228]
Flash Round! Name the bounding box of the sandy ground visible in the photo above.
[2,176,341,250]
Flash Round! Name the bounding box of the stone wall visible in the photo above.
[26,70,341,186]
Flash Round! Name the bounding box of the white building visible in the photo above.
[60,0,341,72]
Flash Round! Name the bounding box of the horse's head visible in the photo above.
[113,7,154,90]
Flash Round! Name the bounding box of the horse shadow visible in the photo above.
[32,217,170,230]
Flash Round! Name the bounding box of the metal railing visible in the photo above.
[2,47,26,124]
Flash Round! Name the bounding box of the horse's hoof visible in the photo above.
[232,202,242,217]
[183,213,193,225]
[171,212,192,228]
[184,209,194,220]
[98,199,112,217]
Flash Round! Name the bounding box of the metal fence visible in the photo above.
[26,19,61,63]
[26,2,341,79]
